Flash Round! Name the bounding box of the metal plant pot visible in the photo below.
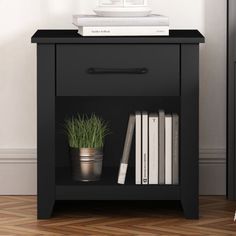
[70,148,103,182]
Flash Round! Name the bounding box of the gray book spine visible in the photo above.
[172,114,179,185]
[159,110,165,184]
[118,114,135,184]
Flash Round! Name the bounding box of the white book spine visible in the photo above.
[165,115,172,185]
[135,112,142,185]
[73,15,169,27]
[78,26,169,36]
[149,114,159,185]
[142,112,148,185]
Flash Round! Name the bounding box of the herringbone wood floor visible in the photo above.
[0,196,235,235]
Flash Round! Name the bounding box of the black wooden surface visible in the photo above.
[57,44,180,96]
[56,166,180,200]
[32,30,204,44]
[56,185,181,201]
[33,30,204,219]
[37,44,56,219]
[180,44,199,219]
[227,0,236,200]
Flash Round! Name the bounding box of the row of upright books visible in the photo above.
[73,14,169,36]
[118,111,179,185]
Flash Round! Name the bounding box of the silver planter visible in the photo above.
[70,148,103,182]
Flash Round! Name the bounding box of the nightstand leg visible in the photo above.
[37,44,56,219]
[37,199,55,219]
[181,198,199,219]
[181,44,199,220]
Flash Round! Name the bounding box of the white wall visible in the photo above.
[0,0,226,194]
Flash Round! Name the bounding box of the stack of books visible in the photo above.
[118,111,179,185]
[72,14,169,36]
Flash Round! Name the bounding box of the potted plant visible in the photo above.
[65,114,109,182]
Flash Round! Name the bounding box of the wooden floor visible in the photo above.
[0,196,235,235]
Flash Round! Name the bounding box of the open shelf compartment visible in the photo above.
[55,96,181,189]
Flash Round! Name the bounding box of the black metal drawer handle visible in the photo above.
[87,68,148,75]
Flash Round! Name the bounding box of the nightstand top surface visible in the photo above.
[32,30,204,44]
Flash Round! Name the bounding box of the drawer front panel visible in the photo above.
[57,44,180,96]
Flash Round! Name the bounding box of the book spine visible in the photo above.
[172,114,179,185]
[73,17,169,27]
[117,115,135,185]
[149,114,159,185]
[118,163,128,184]
[159,110,165,185]
[135,112,142,185]
[142,112,148,185]
[78,26,169,36]
[165,115,172,185]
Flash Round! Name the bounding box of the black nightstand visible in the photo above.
[32,30,205,219]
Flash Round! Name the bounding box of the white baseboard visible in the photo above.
[0,148,226,195]
[0,149,37,195]
[199,148,226,195]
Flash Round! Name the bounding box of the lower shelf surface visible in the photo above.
[56,185,180,200]
[56,167,180,200]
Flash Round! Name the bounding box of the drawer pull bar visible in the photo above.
[87,68,148,75]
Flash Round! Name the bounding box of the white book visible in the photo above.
[165,115,172,185]
[73,14,169,27]
[149,114,159,185]
[77,26,169,37]
[118,115,135,184]
[142,112,148,185]
[135,112,142,185]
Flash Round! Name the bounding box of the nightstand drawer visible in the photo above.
[56,44,180,96]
